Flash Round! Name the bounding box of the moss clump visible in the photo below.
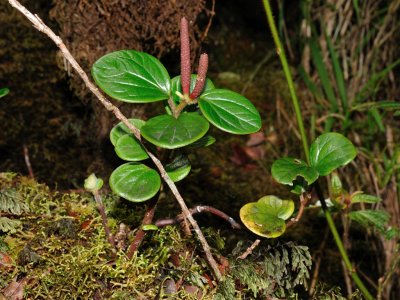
[0,173,319,299]
[0,173,218,298]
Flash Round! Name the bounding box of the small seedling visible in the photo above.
[240,132,358,237]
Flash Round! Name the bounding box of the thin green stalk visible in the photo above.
[262,0,309,163]
[315,184,374,300]
[262,1,374,299]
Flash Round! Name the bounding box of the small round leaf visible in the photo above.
[240,196,295,238]
[114,134,149,161]
[271,157,319,186]
[92,50,171,103]
[199,89,262,134]
[110,119,146,146]
[141,113,209,149]
[109,163,161,202]
[310,133,357,176]
[165,154,191,182]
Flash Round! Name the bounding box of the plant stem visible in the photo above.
[262,1,373,298]
[93,191,116,252]
[155,205,241,229]
[127,191,161,258]
[314,183,373,300]
[262,0,309,163]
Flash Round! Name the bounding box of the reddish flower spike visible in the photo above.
[180,17,191,96]
[190,53,208,99]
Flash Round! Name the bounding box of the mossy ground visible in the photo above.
[1,173,323,299]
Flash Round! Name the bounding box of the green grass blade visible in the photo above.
[351,101,400,112]
[354,58,400,104]
[323,26,348,114]
[309,39,338,111]
[369,108,385,132]
[298,66,323,99]
[352,0,361,23]
[309,38,338,131]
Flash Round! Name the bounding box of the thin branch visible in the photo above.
[93,191,116,253]
[237,239,261,260]
[155,205,241,229]
[8,0,222,281]
[23,144,34,179]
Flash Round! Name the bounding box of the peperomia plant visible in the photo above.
[240,132,358,238]
[91,17,261,203]
[240,1,378,299]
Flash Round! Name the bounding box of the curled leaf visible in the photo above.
[240,196,294,238]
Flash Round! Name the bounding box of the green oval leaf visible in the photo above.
[199,89,261,134]
[310,133,357,176]
[114,134,149,161]
[170,75,215,104]
[271,157,319,186]
[141,113,209,149]
[165,154,191,182]
[240,196,295,238]
[92,50,171,103]
[109,163,161,202]
[351,192,381,204]
[110,119,146,146]
[0,88,10,98]
[349,210,389,230]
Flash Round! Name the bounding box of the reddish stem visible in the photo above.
[180,17,191,96]
[155,205,241,229]
[190,53,208,99]
[126,195,159,258]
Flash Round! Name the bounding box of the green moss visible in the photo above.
[0,173,319,299]
[0,173,218,298]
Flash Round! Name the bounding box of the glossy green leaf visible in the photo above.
[240,196,295,238]
[271,157,319,186]
[141,113,209,149]
[170,75,215,104]
[0,88,9,98]
[114,134,149,161]
[109,163,161,202]
[185,135,216,149]
[110,119,146,146]
[92,50,170,103]
[310,133,357,176]
[199,89,262,134]
[349,210,389,230]
[165,154,191,182]
[351,192,381,204]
